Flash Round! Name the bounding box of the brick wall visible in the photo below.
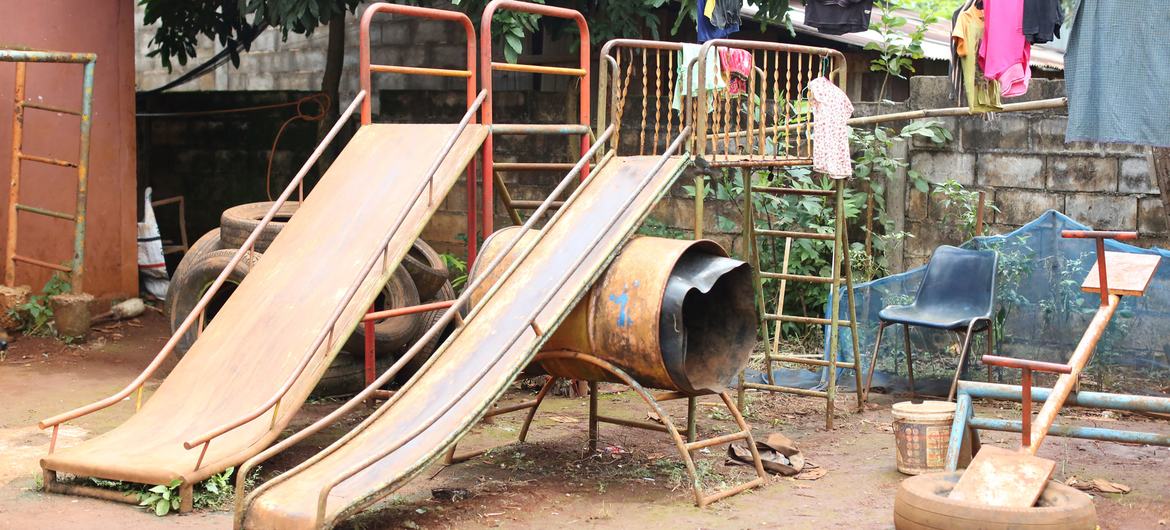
[898,76,1165,269]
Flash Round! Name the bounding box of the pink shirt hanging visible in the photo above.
[808,77,853,179]
[979,0,1031,97]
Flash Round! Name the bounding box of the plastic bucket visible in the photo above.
[892,400,959,475]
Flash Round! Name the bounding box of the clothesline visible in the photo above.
[705,97,1067,141]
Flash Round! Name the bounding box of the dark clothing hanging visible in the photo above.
[805,0,875,36]
[710,0,743,29]
[1022,0,1062,44]
[697,0,740,42]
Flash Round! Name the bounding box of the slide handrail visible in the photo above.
[182,89,489,462]
[38,90,367,434]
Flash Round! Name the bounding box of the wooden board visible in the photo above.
[948,445,1056,508]
[1081,251,1161,297]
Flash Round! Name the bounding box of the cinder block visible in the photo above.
[1046,156,1117,192]
[906,186,929,221]
[1139,197,1169,236]
[960,115,1029,152]
[1065,194,1137,230]
[977,154,1044,189]
[910,151,976,186]
[1119,157,1158,195]
[994,189,1064,226]
[1032,117,1100,153]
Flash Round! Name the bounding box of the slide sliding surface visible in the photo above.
[41,123,487,487]
[240,154,690,529]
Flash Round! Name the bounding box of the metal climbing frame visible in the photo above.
[357,2,478,396]
[480,0,591,233]
[2,49,95,293]
[682,40,862,429]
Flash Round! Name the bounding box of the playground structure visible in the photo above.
[22,1,858,526]
[888,229,1165,528]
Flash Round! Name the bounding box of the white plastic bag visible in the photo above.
[137,187,169,299]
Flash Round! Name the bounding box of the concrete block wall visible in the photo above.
[899,77,1165,268]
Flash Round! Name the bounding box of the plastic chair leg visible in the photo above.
[863,322,888,402]
[902,325,915,397]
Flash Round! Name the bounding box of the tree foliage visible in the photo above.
[140,0,361,70]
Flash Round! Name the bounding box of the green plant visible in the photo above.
[865,5,937,101]
[10,273,71,336]
[138,479,183,516]
[440,253,468,292]
[932,179,998,240]
[637,217,687,239]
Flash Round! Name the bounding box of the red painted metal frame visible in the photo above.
[361,300,457,389]
[479,0,591,237]
[981,354,1072,448]
[359,2,480,264]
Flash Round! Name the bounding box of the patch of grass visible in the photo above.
[79,466,247,516]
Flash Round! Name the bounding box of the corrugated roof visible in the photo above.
[739,2,1065,70]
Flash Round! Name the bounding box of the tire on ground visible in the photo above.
[894,471,1096,530]
[402,240,449,301]
[398,281,457,382]
[312,355,395,398]
[343,266,424,356]
[165,228,224,327]
[219,201,300,253]
[168,249,256,358]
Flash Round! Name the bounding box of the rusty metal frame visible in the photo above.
[480,0,591,235]
[944,230,1167,468]
[359,3,480,263]
[2,49,95,293]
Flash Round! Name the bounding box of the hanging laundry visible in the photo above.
[952,3,1002,112]
[808,77,854,179]
[697,0,740,42]
[978,0,1031,98]
[1066,0,1170,147]
[805,0,875,36]
[1022,0,1062,44]
[719,47,753,96]
[947,0,976,104]
[708,0,743,30]
[671,43,727,113]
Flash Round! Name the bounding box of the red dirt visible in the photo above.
[1,314,1167,529]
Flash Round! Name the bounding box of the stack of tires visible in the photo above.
[165,202,455,397]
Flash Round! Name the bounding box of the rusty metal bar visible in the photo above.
[703,158,814,169]
[741,381,828,398]
[768,355,857,368]
[21,101,81,115]
[72,58,94,293]
[490,62,586,76]
[369,64,472,78]
[595,414,669,433]
[12,254,72,273]
[684,431,748,452]
[510,200,564,210]
[15,204,75,221]
[764,313,850,326]
[491,123,591,135]
[494,162,576,171]
[360,300,455,322]
[981,355,1072,375]
[0,49,97,63]
[38,91,367,432]
[756,229,835,241]
[760,271,833,283]
[18,153,78,168]
[6,61,26,287]
[754,186,835,196]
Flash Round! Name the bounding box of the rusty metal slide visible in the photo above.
[39,123,487,489]
[238,153,690,529]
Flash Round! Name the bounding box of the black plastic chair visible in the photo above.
[863,245,998,401]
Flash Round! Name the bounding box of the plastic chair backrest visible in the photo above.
[913,245,998,319]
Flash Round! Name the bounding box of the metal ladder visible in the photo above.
[737,178,863,429]
[3,50,95,293]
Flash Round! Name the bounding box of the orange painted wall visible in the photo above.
[0,1,138,297]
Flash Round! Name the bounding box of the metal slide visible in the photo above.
[238,153,690,529]
[39,122,488,491]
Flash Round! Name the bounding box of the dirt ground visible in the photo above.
[1,313,1168,529]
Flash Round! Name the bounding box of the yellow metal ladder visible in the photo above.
[736,178,864,429]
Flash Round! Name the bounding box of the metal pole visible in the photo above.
[5,62,25,287]
[71,59,95,293]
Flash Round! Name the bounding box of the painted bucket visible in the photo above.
[892,400,958,475]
